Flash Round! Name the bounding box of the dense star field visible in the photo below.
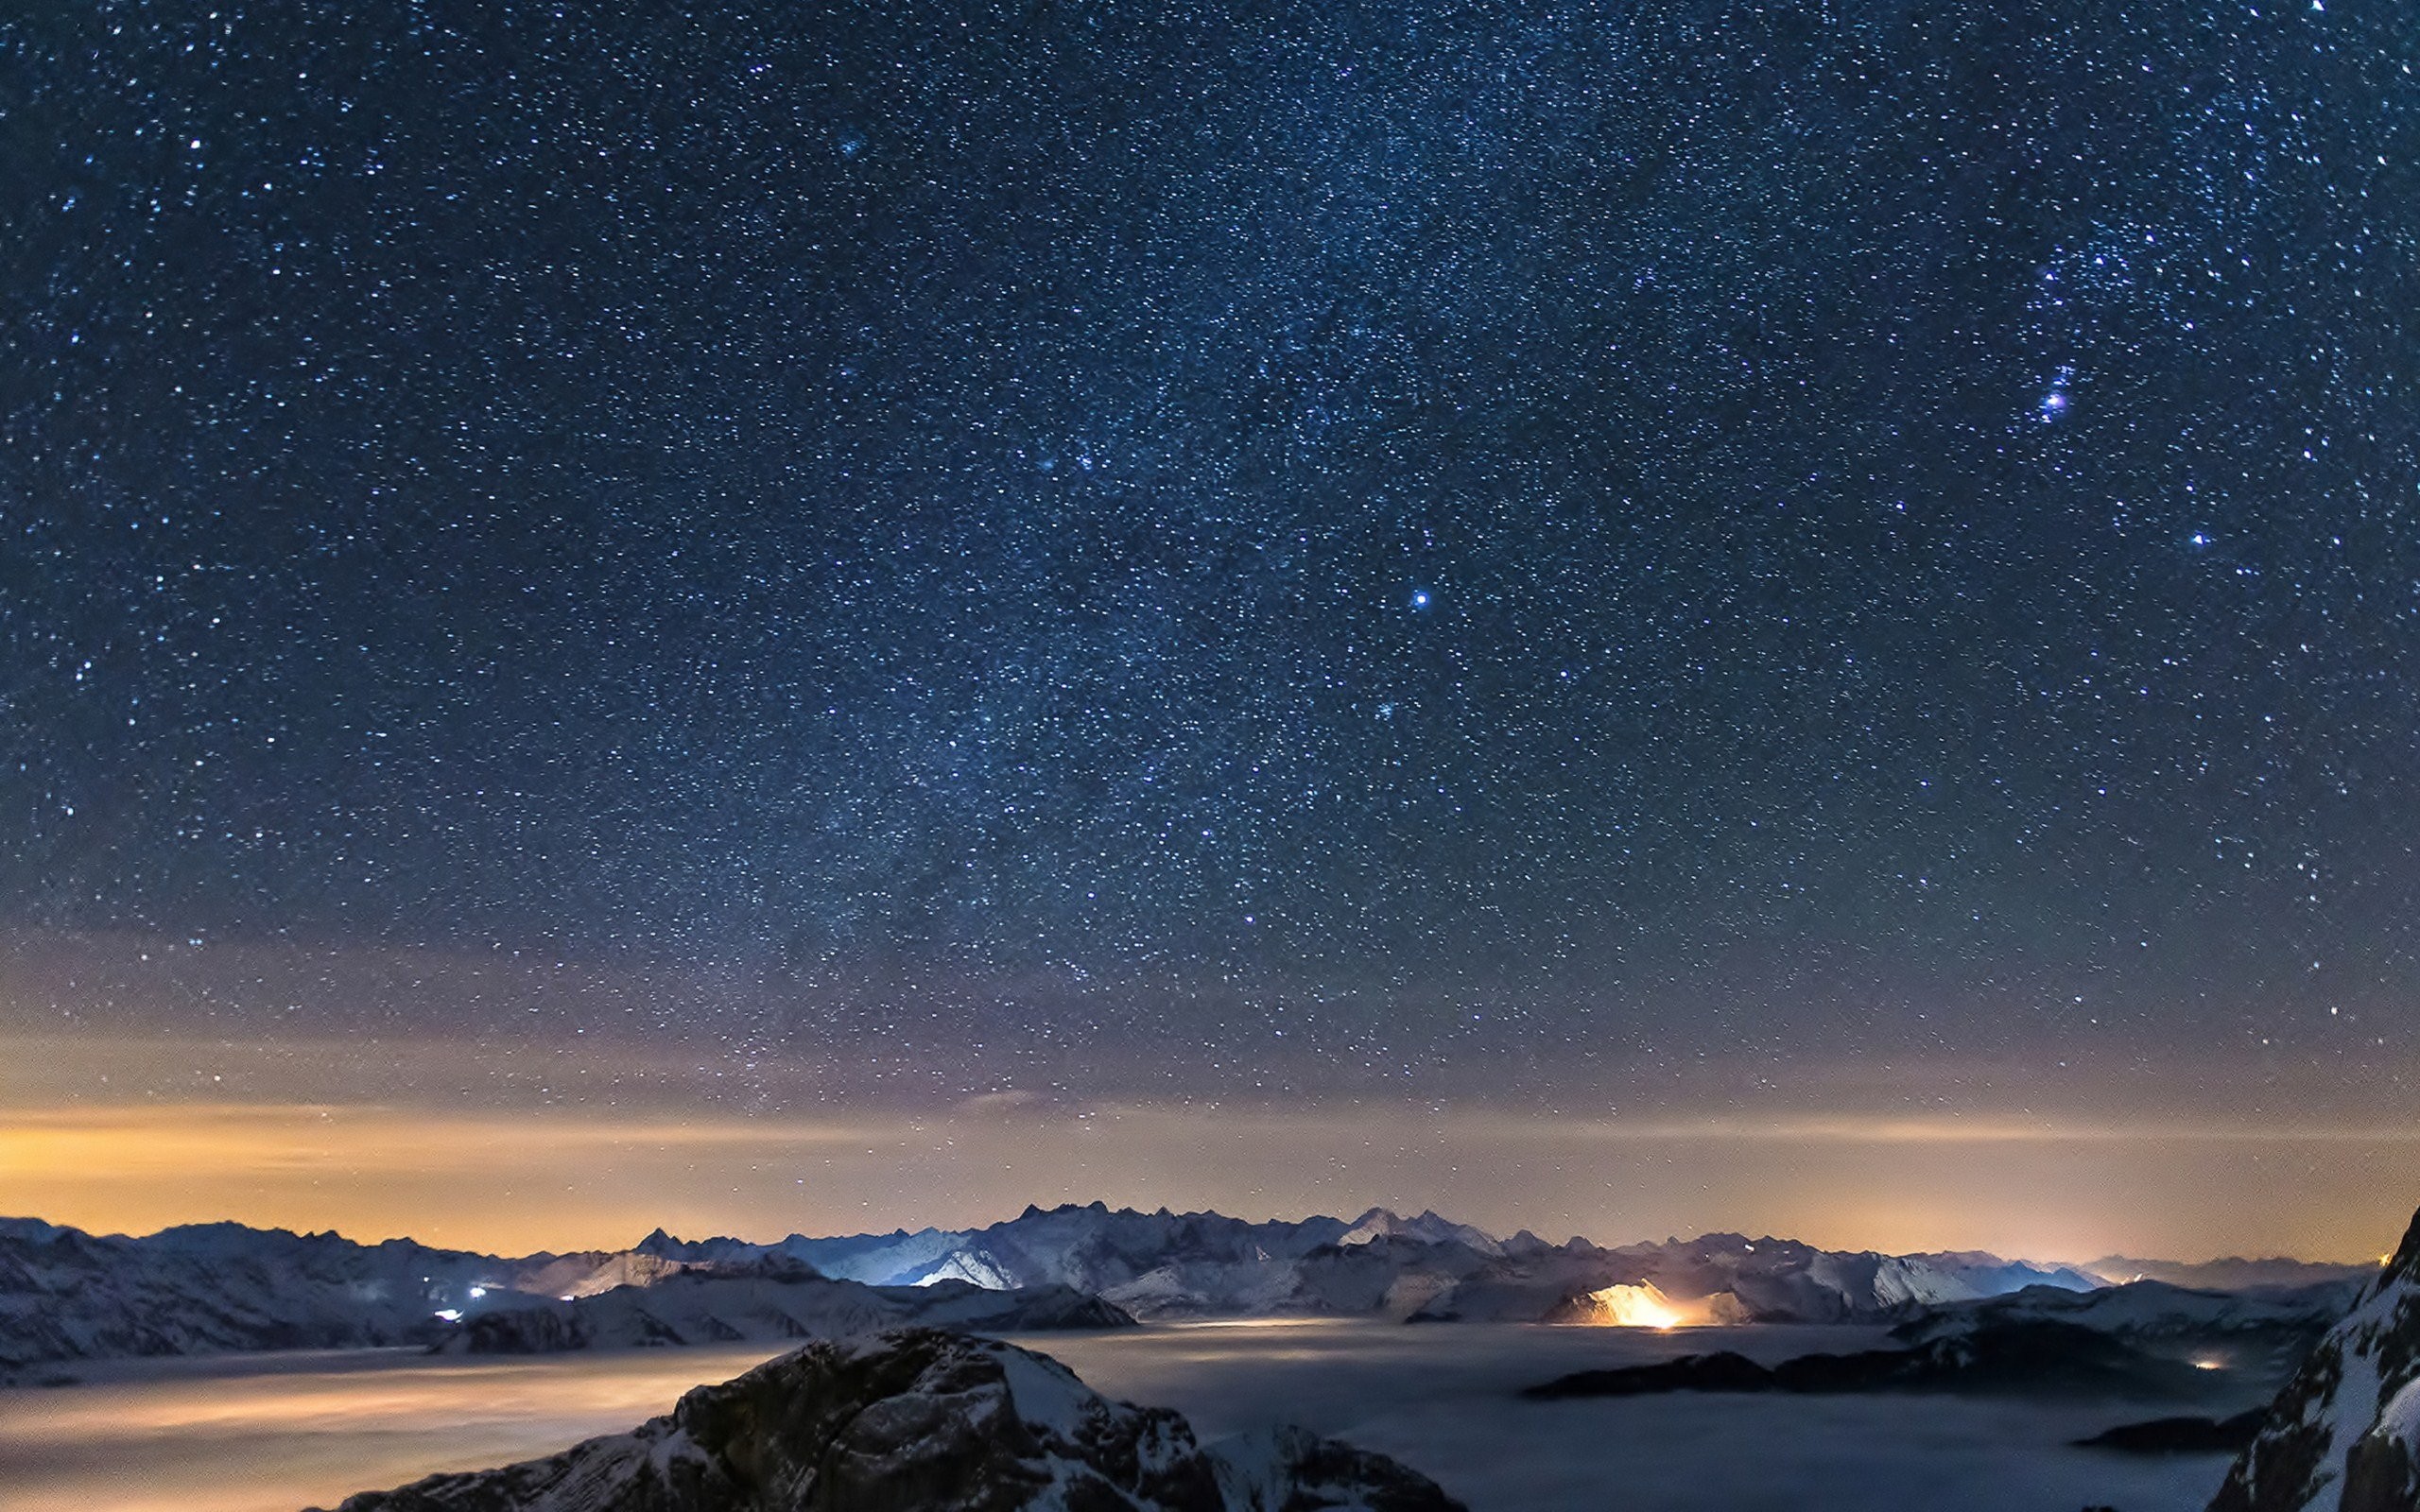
[3,0,2416,1154]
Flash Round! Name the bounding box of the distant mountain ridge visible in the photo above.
[0,1216,514,1371]
[1895,1277,2367,1377]
[2081,1255,2381,1291]
[639,1203,2106,1325]
[1406,1230,2106,1325]
[2,1201,2343,1375]
[0,1217,1128,1377]
[449,1261,1134,1354]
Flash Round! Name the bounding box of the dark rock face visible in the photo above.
[1523,1350,1780,1400]
[2209,1208,2420,1512]
[2076,1411,2268,1455]
[1524,1320,2216,1401]
[2340,1427,2419,1512]
[317,1328,1465,1512]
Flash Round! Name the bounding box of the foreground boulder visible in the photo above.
[2210,1208,2420,1512]
[318,1327,1464,1512]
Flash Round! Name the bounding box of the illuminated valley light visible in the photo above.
[1574,1281,1685,1329]
[468,1286,487,1299]
[432,1308,462,1322]
[2194,1359,2225,1370]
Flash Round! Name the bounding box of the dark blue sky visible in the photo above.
[4,0,2415,1111]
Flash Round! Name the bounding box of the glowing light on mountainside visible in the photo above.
[1575,1283,1685,1329]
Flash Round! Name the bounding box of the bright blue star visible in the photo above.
[1409,589,1432,610]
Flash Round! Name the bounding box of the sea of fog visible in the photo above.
[0,1321,2256,1512]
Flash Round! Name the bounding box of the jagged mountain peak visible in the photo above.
[2390,1211,2420,1280]
[2209,1206,2420,1512]
[1335,1207,1502,1254]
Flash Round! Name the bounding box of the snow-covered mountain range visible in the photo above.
[1894,1277,2366,1381]
[2209,1205,2420,1512]
[0,1216,1125,1376]
[1,1201,2359,1377]
[315,1326,1465,1512]
[0,1215,514,1370]
[1404,1229,2106,1324]
[449,1259,1132,1353]
[644,1202,2106,1325]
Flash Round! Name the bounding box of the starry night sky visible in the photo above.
[6,0,2419,1134]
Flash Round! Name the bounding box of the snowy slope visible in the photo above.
[2209,1208,2415,1512]
[1336,1207,1506,1256]
[315,1327,1465,1512]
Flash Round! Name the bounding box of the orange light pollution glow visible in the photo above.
[2,1030,2414,1263]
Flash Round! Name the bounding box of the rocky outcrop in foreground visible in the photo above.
[318,1327,1465,1512]
[2210,1208,2420,1512]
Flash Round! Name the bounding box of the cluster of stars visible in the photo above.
[0,0,2413,1107]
